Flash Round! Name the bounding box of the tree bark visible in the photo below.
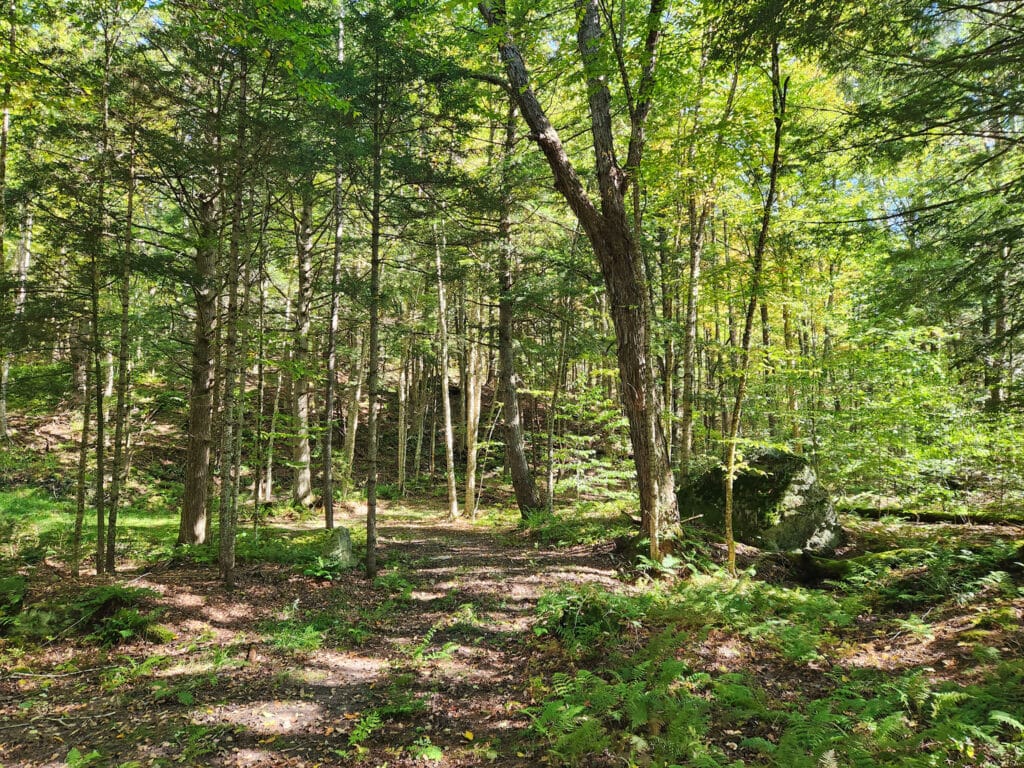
[106,126,135,573]
[72,321,92,579]
[323,7,346,528]
[180,196,219,546]
[0,8,13,442]
[497,102,543,516]
[396,340,410,496]
[219,51,247,585]
[479,0,678,556]
[339,333,365,499]
[91,25,113,574]
[292,185,315,507]
[434,222,459,520]
[464,294,484,518]
[323,163,344,528]
[547,307,570,513]
[412,355,427,481]
[365,119,383,577]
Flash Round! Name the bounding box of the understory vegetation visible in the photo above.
[3,0,1024,765]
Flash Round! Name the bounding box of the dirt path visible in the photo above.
[1,509,625,768]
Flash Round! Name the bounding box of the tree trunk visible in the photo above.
[90,26,115,574]
[339,333,365,499]
[0,11,13,442]
[480,0,678,556]
[323,0,347,527]
[411,355,427,481]
[396,342,410,496]
[434,222,459,520]
[180,197,219,546]
[497,102,543,515]
[680,199,711,477]
[546,307,570,513]
[365,126,383,578]
[761,300,777,436]
[106,129,135,573]
[464,294,484,518]
[254,259,268,519]
[72,321,92,579]
[323,162,344,528]
[292,185,314,507]
[219,56,247,585]
[723,40,787,577]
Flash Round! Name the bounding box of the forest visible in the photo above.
[1,0,1022,766]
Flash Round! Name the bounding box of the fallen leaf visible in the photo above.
[463,730,474,741]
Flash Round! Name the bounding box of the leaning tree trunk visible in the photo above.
[480,0,678,559]
[180,197,219,546]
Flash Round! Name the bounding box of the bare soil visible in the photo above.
[0,507,625,768]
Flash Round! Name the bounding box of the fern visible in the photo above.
[989,709,1024,734]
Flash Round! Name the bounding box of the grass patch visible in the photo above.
[521,499,636,547]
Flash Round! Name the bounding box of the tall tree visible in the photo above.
[479,0,679,556]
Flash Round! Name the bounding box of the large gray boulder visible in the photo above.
[679,449,843,553]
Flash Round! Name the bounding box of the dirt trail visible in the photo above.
[1,509,624,768]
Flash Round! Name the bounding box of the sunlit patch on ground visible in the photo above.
[195,700,323,735]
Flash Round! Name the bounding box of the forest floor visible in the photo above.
[0,503,631,768]
[2,493,1023,768]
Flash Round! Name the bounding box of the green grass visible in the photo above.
[521,498,637,547]
[4,362,72,413]
[0,487,374,573]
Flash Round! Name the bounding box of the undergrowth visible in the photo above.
[5,585,170,646]
[530,535,1024,767]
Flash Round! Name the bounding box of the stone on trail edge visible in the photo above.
[323,526,354,567]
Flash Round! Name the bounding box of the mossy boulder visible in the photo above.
[323,527,354,567]
[679,449,843,553]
